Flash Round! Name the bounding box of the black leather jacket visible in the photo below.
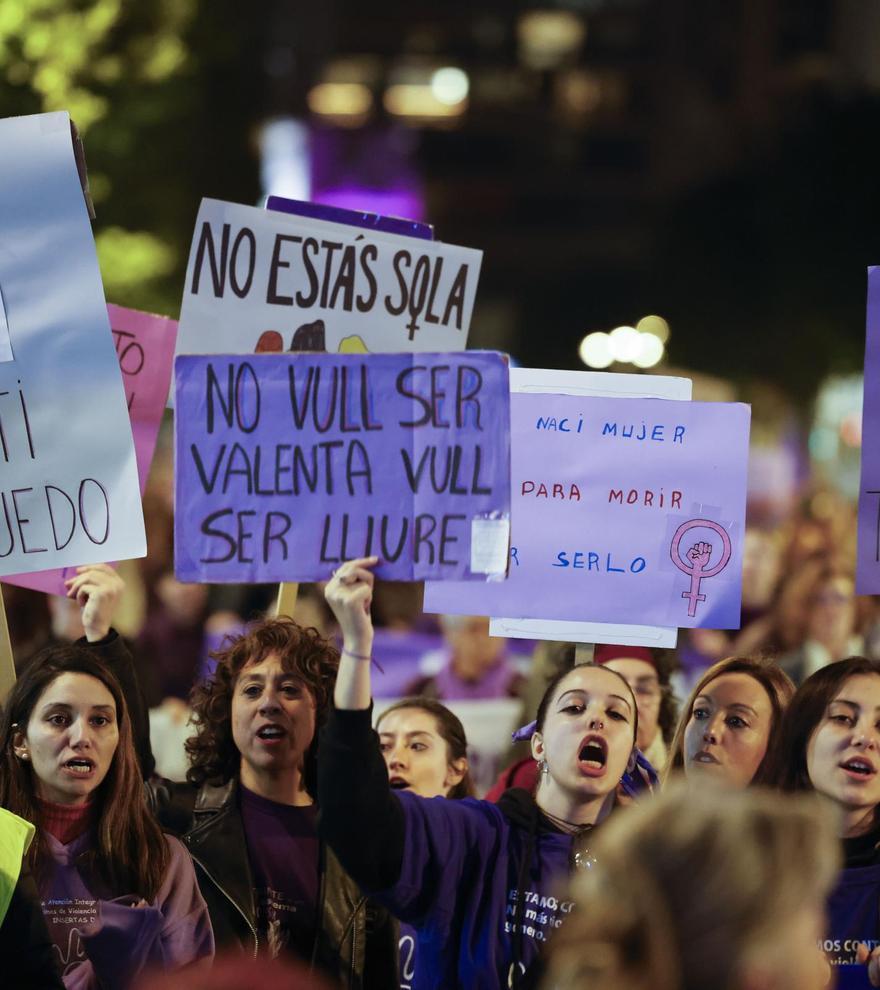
[147,777,398,989]
[89,631,398,990]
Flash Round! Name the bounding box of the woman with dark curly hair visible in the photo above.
[143,614,399,989]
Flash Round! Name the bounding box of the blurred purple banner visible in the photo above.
[857,267,880,592]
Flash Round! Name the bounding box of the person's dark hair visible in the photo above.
[535,663,639,745]
[186,617,339,796]
[771,656,880,794]
[377,696,475,799]
[654,652,680,745]
[664,655,795,786]
[0,645,170,900]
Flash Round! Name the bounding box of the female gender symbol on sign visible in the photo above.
[670,519,732,618]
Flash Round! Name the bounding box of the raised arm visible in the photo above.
[66,564,155,779]
[324,556,378,710]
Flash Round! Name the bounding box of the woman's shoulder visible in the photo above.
[147,777,202,835]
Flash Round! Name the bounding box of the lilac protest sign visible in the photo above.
[4,305,177,595]
[174,351,511,583]
[857,267,880,592]
[425,392,750,629]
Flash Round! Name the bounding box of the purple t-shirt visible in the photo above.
[239,784,320,960]
[824,862,880,989]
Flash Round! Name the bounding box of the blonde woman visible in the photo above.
[543,783,839,990]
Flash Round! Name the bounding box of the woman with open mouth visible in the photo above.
[664,655,795,789]
[771,656,880,989]
[0,566,214,988]
[319,557,643,990]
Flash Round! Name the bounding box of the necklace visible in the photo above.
[539,808,594,836]
[538,809,599,871]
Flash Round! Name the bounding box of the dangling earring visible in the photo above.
[537,759,549,775]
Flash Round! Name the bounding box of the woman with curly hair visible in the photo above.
[145,613,399,989]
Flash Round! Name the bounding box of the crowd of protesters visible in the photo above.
[1,443,880,989]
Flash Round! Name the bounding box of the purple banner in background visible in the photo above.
[174,351,511,583]
[425,393,751,629]
[266,196,434,240]
[857,267,880,592]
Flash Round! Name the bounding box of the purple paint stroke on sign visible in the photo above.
[266,196,433,240]
[174,350,511,583]
[424,392,751,630]
[857,267,880,593]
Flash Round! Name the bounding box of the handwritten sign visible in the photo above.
[4,305,176,595]
[174,351,511,583]
[425,389,750,629]
[175,198,482,370]
[0,111,145,578]
[857,267,880,592]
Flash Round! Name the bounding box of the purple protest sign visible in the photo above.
[857,267,880,592]
[4,305,177,596]
[424,393,751,629]
[174,351,511,583]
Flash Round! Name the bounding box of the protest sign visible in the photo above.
[857,267,880,592]
[0,112,145,578]
[426,379,750,630]
[175,198,482,368]
[4,305,176,595]
[428,369,689,647]
[174,351,511,583]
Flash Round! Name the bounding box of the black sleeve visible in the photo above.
[2,864,65,989]
[316,706,405,891]
[79,630,155,779]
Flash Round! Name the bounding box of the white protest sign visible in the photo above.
[175,197,483,373]
[0,112,145,575]
[428,368,691,648]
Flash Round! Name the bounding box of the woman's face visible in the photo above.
[15,672,119,806]
[231,653,317,783]
[532,666,636,801]
[377,707,465,799]
[603,657,661,751]
[806,674,880,821]
[683,672,774,788]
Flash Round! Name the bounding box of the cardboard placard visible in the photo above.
[426,371,750,631]
[858,267,880,592]
[175,198,482,371]
[0,112,145,578]
[4,305,176,596]
[174,351,511,583]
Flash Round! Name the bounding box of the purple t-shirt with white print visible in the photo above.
[371,789,573,990]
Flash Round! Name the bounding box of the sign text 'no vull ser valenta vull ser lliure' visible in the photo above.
[174,351,511,583]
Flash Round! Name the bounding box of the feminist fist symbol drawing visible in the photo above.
[670,519,732,618]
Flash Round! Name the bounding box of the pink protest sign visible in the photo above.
[3,305,177,595]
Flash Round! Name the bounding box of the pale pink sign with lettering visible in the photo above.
[3,304,176,595]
